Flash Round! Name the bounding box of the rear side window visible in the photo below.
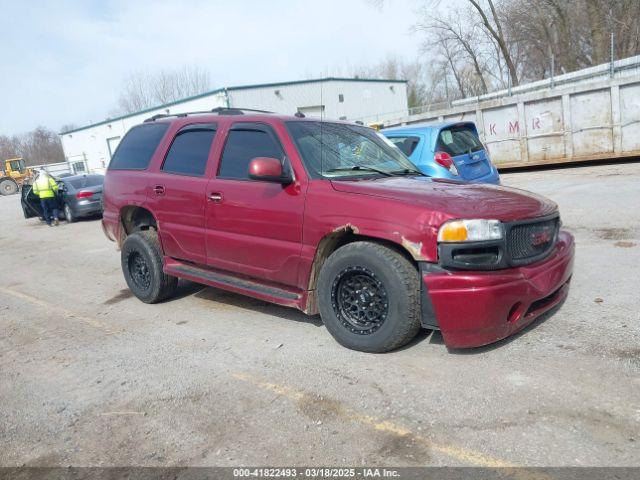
[387,136,420,156]
[436,125,483,157]
[218,129,283,180]
[109,123,169,170]
[162,126,216,177]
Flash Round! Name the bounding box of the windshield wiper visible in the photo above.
[389,168,428,177]
[326,165,394,177]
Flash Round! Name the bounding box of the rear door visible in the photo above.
[204,121,306,288]
[435,124,492,180]
[145,123,218,265]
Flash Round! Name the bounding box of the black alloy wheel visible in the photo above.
[331,266,389,335]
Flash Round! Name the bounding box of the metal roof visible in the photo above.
[61,77,408,135]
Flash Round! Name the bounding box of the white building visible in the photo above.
[60,77,408,172]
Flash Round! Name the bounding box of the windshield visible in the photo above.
[286,121,420,178]
[10,159,26,173]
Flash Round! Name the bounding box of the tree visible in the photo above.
[415,0,640,104]
[350,56,430,109]
[416,9,490,95]
[60,124,77,134]
[467,0,519,86]
[0,127,64,165]
[116,66,212,114]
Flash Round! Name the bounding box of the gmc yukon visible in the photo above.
[102,109,574,352]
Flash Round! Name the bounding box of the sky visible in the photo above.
[0,0,424,135]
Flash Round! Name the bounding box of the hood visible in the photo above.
[330,176,557,222]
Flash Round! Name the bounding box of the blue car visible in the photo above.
[382,122,500,184]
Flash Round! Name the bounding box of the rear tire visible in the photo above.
[0,179,18,196]
[121,230,178,303]
[317,242,421,352]
[64,204,75,223]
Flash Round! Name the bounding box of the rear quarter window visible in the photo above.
[108,123,169,170]
[387,136,421,156]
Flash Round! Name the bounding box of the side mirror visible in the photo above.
[248,157,293,184]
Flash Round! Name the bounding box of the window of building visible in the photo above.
[162,126,217,176]
[218,128,283,180]
[338,93,344,103]
[108,123,169,170]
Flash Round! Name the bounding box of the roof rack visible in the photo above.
[143,111,210,123]
[144,107,273,123]
[210,107,273,115]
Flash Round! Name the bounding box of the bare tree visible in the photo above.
[414,0,640,105]
[0,127,65,165]
[116,66,212,114]
[60,124,77,134]
[416,9,489,94]
[466,0,519,86]
[350,56,430,109]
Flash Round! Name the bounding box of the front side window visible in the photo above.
[109,123,169,170]
[286,121,418,178]
[162,126,216,177]
[436,125,484,157]
[218,129,283,180]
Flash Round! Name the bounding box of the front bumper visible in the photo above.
[421,230,574,348]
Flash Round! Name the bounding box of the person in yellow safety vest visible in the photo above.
[32,169,60,226]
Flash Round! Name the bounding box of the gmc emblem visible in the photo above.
[532,229,551,246]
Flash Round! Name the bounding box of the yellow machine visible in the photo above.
[1,158,33,195]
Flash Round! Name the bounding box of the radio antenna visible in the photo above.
[320,77,324,177]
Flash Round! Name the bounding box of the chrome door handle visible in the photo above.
[208,192,223,202]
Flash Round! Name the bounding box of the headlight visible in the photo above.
[437,219,504,242]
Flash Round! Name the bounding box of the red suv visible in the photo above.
[102,109,574,352]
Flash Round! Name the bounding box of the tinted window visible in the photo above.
[109,123,169,170]
[66,175,104,189]
[162,128,216,176]
[387,136,420,156]
[436,126,483,156]
[218,129,283,179]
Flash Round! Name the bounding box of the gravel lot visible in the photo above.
[1,162,639,468]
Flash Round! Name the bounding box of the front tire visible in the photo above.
[121,230,178,303]
[317,242,421,352]
[0,179,18,195]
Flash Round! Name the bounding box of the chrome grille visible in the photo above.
[507,217,559,263]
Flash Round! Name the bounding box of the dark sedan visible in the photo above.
[22,174,104,222]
